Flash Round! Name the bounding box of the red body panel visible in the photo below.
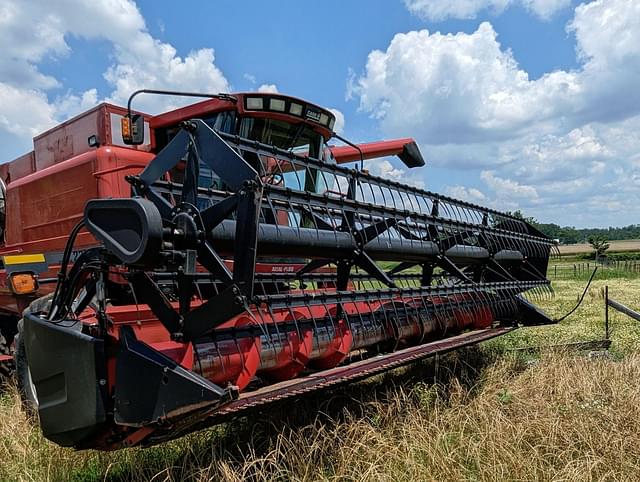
[330,138,416,164]
[0,144,154,315]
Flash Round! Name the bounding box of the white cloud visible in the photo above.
[480,171,538,199]
[501,126,611,183]
[53,89,99,120]
[351,0,640,226]
[257,84,279,93]
[522,0,571,19]
[0,84,56,139]
[366,158,426,189]
[445,185,487,204]
[243,73,257,84]
[404,0,510,21]
[351,22,582,146]
[404,0,570,21]
[0,0,230,160]
[105,46,229,113]
[328,108,345,135]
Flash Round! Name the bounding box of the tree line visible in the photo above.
[508,211,640,244]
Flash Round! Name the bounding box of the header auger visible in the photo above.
[16,91,555,450]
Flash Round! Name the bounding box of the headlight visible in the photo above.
[246,97,264,110]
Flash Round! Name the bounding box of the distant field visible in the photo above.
[558,239,640,255]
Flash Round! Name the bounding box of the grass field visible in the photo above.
[2,275,640,481]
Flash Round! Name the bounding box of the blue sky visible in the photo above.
[1,0,638,228]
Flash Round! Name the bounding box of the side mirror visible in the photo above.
[121,113,145,145]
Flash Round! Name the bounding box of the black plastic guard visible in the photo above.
[23,313,107,447]
[515,296,555,325]
[84,197,164,267]
[114,326,231,426]
[398,141,426,168]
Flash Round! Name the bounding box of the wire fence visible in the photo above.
[549,260,640,279]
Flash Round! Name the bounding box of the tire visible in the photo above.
[0,331,15,382]
[15,294,54,413]
[15,319,38,413]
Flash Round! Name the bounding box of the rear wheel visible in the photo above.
[15,294,53,413]
[15,321,38,413]
[0,332,15,381]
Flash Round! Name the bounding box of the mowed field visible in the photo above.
[2,273,640,480]
[558,238,640,255]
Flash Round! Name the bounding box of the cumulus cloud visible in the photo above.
[350,22,581,146]
[445,185,487,204]
[352,0,640,226]
[0,84,56,139]
[480,171,538,199]
[365,158,426,189]
[404,0,570,21]
[522,0,571,19]
[328,108,345,135]
[105,46,229,113]
[257,84,279,94]
[0,0,230,160]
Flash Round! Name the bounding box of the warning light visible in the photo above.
[9,273,38,295]
[121,116,132,143]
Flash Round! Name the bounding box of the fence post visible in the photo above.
[605,285,609,340]
[574,264,577,277]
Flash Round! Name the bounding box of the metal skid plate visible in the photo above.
[114,326,233,427]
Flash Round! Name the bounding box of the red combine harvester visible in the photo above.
[1,90,555,450]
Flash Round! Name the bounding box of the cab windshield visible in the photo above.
[239,117,323,159]
[159,112,331,211]
[238,116,330,198]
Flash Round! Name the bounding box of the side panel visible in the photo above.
[7,152,36,182]
[34,109,101,171]
[0,146,154,315]
[4,146,155,248]
[7,154,98,246]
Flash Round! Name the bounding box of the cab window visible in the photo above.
[239,117,322,160]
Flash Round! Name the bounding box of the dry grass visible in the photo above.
[558,240,640,255]
[1,277,640,481]
[218,353,640,481]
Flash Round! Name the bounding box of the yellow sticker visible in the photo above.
[3,254,46,265]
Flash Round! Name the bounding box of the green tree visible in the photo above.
[588,235,610,260]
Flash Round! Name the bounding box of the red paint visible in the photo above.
[330,138,416,164]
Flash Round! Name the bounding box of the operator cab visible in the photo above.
[152,93,336,154]
[149,93,338,196]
